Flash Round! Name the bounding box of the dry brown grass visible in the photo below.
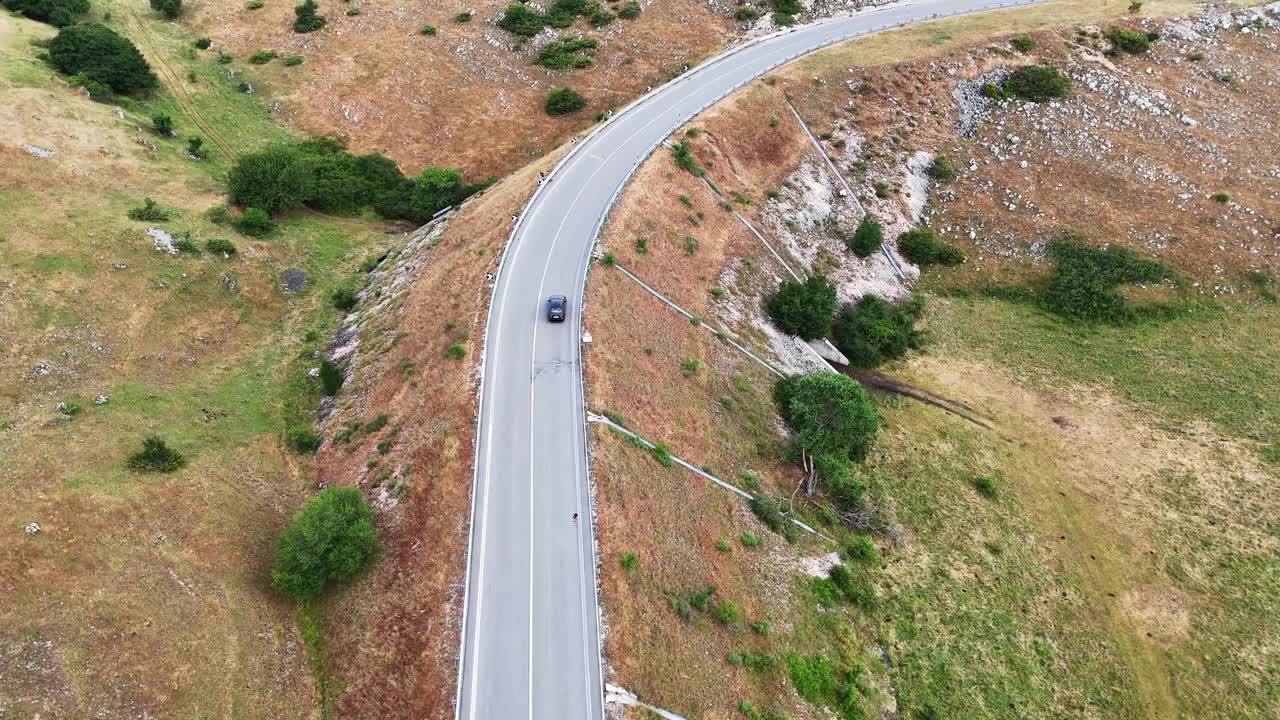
[183,0,732,177]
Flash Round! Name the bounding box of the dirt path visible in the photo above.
[125,13,238,161]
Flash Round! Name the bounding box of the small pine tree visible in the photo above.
[126,436,187,472]
[848,215,883,258]
[293,0,327,32]
[545,87,587,116]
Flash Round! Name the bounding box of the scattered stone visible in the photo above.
[32,363,52,376]
[22,144,54,159]
[24,522,40,535]
[147,228,179,255]
[222,275,238,293]
[111,262,127,270]
[94,394,109,405]
[113,106,125,119]
[282,268,310,293]
[308,367,322,377]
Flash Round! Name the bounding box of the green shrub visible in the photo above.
[545,87,586,116]
[127,436,186,472]
[1107,26,1150,53]
[1004,64,1070,101]
[671,140,704,176]
[713,600,742,625]
[734,5,759,20]
[1212,192,1230,203]
[375,164,483,224]
[848,215,883,257]
[279,55,302,67]
[173,233,200,254]
[218,51,234,63]
[847,534,878,564]
[49,23,157,93]
[1128,0,1142,11]
[498,3,545,35]
[235,207,274,237]
[227,145,316,214]
[765,275,837,340]
[293,0,326,32]
[619,552,638,570]
[127,197,169,221]
[287,427,322,453]
[318,359,344,395]
[649,441,673,467]
[454,10,471,21]
[249,49,277,64]
[420,24,436,35]
[245,0,262,7]
[669,595,693,621]
[1010,34,1035,52]
[873,180,890,198]
[193,36,212,49]
[772,10,796,25]
[537,37,597,69]
[897,226,964,266]
[749,493,792,538]
[344,6,357,15]
[186,136,208,159]
[272,486,376,598]
[973,475,999,499]
[150,0,180,19]
[206,237,236,255]
[689,585,716,612]
[618,0,640,18]
[684,236,700,255]
[832,294,923,369]
[715,538,732,553]
[740,532,761,548]
[2,0,89,27]
[331,286,357,311]
[728,651,777,671]
[446,343,466,360]
[927,154,956,181]
[775,372,879,465]
[1040,236,1170,323]
[681,358,701,376]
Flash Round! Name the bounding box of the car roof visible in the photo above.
[549,294,567,302]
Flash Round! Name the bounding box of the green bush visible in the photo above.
[713,600,742,625]
[749,492,792,539]
[1212,192,1230,203]
[618,0,640,18]
[293,0,326,32]
[786,654,866,719]
[218,51,233,63]
[48,23,157,93]
[127,436,186,472]
[249,49,277,64]
[671,140,704,176]
[193,36,212,49]
[445,343,466,360]
[227,145,316,214]
[245,0,262,7]
[1003,64,1070,101]
[3,0,89,26]
[716,538,732,553]
[727,651,777,672]
[331,285,357,311]
[149,0,180,19]
[498,3,545,35]
[375,164,482,223]
[1040,236,1170,323]
[740,532,761,547]
[287,427,322,453]
[127,197,169,221]
[765,275,837,340]
[234,207,275,237]
[545,87,587,116]
[318,359,344,395]
[734,5,759,21]
[847,534,878,565]
[1010,34,1035,52]
[926,153,956,181]
[619,552,638,570]
[832,294,923,369]
[973,475,999,499]
[186,136,208,159]
[151,112,174,135]
[206,237,236,255]
[173,233,200,254]
[344,6,358,15]
[1107,26,1150,53]
[897,226,963,267]
[828,563,875,609]
[454,10,471,21]
[272,486,376,598]
[689,585,716,612]
[537,37,597,69]
[848,215,883,257]
[420,24,436,35]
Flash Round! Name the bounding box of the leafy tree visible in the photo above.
[2,0,89,26]
[272,486,376,598]
[293,0,326,32]
[1003,64,1070,101]
[847,215,883,258]
[48,23,157,93]
[765,275,837,340]
[831,294,923,369]
[149,0,181,19]
[376,166,474,223]
[897,226,963,267]
[235,207,275,237]
[774,373,878,494]
[545,87,587,116]
[227,145,316,214]
[126,435,186,472]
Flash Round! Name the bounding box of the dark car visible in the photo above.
[546,294,567,322]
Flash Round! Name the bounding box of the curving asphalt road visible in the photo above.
[457,0,1039,717]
